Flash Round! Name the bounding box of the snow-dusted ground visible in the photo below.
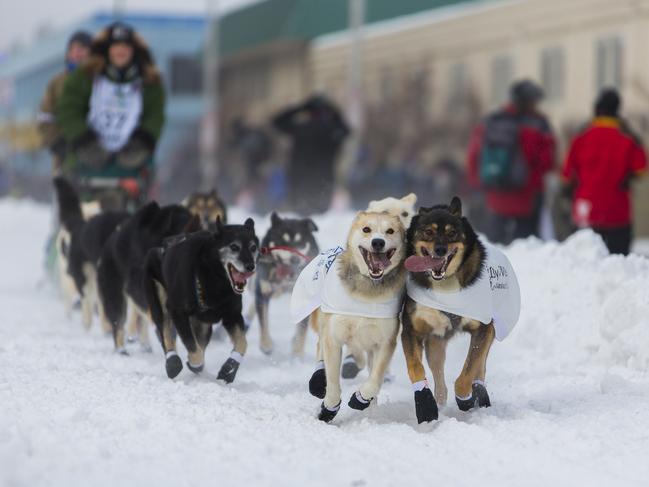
[1,198,649,487]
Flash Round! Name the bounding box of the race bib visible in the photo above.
[87,76,143,152]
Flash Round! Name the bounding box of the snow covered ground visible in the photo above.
[1,198,649,487]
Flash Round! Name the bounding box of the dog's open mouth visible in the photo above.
[405,247,457,281]
[359,246,396,280]
[227,264,254,294]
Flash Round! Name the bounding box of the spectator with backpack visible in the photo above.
[467,80,556,244]
[560,89,647,255]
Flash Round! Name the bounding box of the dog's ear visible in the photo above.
[213,215,224,234]
[270,211,282,226]
[138,201,161,226]
[402,193,417,205]
[209,188,219,198]
[449,197,462,217]
[303,218,318,232]
[244,217,255,231]
[367,199,378,211]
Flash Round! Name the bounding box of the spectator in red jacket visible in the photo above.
[467,80,556,244]
[561,89,647,255]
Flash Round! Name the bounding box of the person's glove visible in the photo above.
[116,128,155,169]
[49,137,67,161]
[73,130,111,170]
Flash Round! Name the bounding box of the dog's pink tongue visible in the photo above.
[405,255,445,272]
[369,252,391,271]
[231,269,254,284]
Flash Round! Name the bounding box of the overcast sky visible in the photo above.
[0,0,254,52]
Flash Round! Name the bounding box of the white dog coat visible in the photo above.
[290,247,403,323]
[406,241,520,341]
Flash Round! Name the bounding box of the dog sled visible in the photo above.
[69,155,154,211]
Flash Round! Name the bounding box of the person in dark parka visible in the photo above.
[272,95,349,214]
[57,22,165,174]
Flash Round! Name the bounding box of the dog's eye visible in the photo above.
[401,211,409,217]
[230,243,240,252]
[250,244,257,253]
[424,229,434,237]
[362,226,371,233]
[447,230,457,239]
[386,228,395,235]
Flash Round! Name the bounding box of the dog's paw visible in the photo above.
[126,335,138,344]
[456,382,491,411]
[115,347,129,356]
[473,382,491,408]
[434,385,448,407]
[259,341,274,356]
[341,355,361,379]
[186,361,204,374]
[383,371,396,384]
[348,391,372,411]
[216,357,240,384]
[309,368,327,399]
[165,353,183,379]
[414,387,438,423]
[318,402,340,423]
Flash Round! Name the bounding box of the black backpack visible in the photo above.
[479,111,528,190]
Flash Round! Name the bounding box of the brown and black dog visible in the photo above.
[401,197,496,423]
[183,189,227,230]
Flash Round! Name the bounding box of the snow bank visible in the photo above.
[507,230,649,370]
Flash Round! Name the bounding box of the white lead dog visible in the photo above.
[291,211,407,422]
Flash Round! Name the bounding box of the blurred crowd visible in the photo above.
[37,23,647,255]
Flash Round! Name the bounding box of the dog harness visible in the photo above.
[406,241,520,341]
[290,247,403,323]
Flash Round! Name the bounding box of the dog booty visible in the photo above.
[341,355,361,379]
[217,355,241,384]
[165,352,183,379]
[318,402,340,423]
[309,363,326,399]
[348,391,372,411]
[414,387,438,423]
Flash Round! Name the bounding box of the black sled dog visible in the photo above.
[53,177,129,331]
[96,201,192,353]
[144,218,259,382]
[401,197,520,423]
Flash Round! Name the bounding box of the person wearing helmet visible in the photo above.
[467,80,556,244]
[37,30,92,173]
[57,22,165,178]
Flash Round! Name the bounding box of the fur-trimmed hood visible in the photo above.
[81,26,161,84]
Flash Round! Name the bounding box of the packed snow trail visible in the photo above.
[1,199,648,487]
